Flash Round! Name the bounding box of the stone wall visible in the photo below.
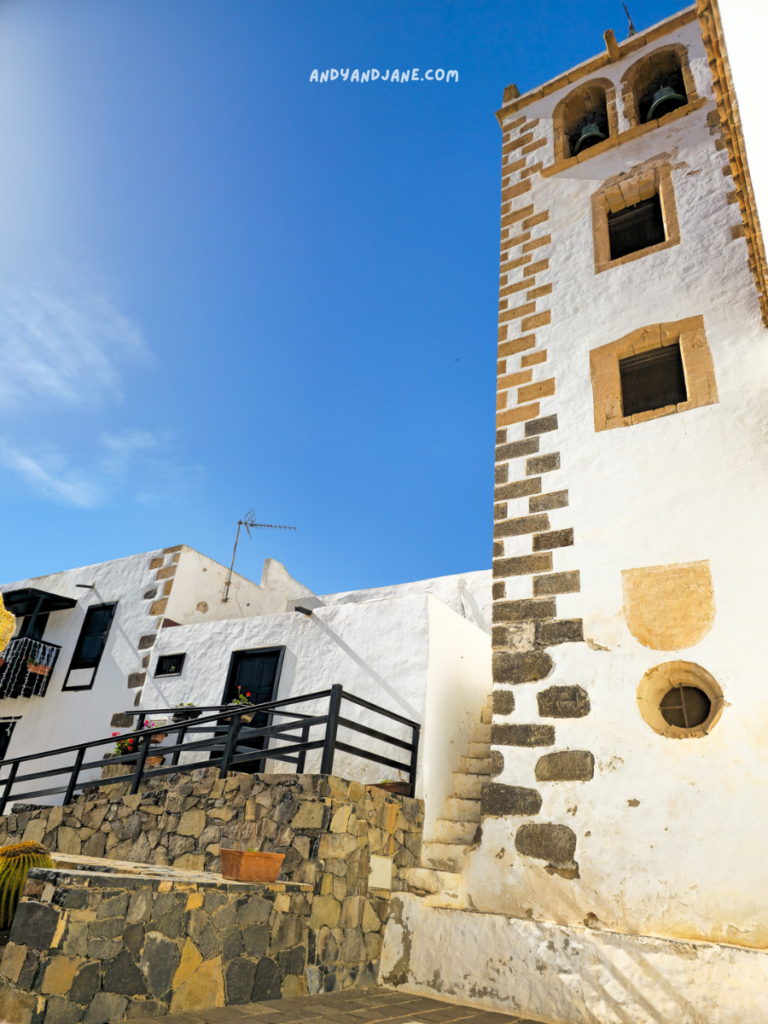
[0,769,423,1019]
[0,865,339,1023]
[1,768,422,892]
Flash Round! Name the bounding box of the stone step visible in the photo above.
[444,797,481,822]
[472,722,491,743]
[460,755,492,775]
[453,773,484,799]
[466,741,491,759]
[406,867,465,909]
[481,706,492,724]
[434,818,478,844]
[422,840,470,872]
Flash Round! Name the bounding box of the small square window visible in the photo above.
[155,653,185,677]
[608,194,665,260]
[619,344,687,418]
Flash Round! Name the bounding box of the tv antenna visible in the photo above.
[223,510,296,601]
[622,2,637,37]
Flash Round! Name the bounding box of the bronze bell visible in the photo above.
[647,85,687,121]
[573,122,607,155]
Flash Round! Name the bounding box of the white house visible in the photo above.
[0,547,492,809]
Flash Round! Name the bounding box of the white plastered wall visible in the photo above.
[146,592,491,798]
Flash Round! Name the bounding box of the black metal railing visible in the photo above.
[0,637,62,700]
[0,685,420,814]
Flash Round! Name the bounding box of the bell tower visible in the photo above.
[382,3,768,1020]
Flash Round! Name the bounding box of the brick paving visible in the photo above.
[127,988,543,1024]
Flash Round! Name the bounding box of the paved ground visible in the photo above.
[128,988,542,1024]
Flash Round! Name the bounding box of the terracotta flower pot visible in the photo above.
[373,782,411,796]
[220,849,285,883]
[145,755,165,767]
[150,733,167,745]
[27,663,51,677]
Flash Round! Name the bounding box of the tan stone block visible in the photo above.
[498,370,533,390]
[500,231,531,251]
[499,335,536,358]
[522,137,547,155]
[0,944,26,984]
[349,782,365,802]
[207,807,235,822]
[156,566,176,580]
[282,974,305,997]
[162,580,174,596]
[499,301,536,324]
[501,205,534,228]
[177,810,206,837]
[170,955,224,1013]
[497,360,506,375]
[502,179,532,201]
[274,893,291,913]
[518,377,555,403]
[173,938,202,991]
[149,558,163,570]
[619,179,642,207]
[292,802,327,830]
[173,853,205,872]
[521,311,552,332]
[499,279,530,297]
[41,956,83,995]
[604,184,625,214]
[527,284,552,301]
[632,404,677,425]
[330,806,352,833]
[521,351,547,367]
[522,235,551,254]
[57,827,81,856]
[149,597,168,617]
[500,255,533,271]
[524,259,549,277]
[310,894,341,930]
[496,402,540,427]
[185,892,204,911]
[522,211,549,230]
[22,819,46,845]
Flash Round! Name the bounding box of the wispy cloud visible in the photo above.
[0,279,148,410]
[0,431,204,509]
[0,441,103,507]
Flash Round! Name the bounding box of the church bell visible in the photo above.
[573,122,607,155]
[646,85,687,121]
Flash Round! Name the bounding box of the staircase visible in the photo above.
[406,694,492,908]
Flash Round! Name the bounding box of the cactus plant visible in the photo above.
[0,841,53,929]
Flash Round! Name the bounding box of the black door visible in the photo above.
[222,647,285,772]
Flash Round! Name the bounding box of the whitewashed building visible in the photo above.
[0,547,492,805]
[381,3,768,1023]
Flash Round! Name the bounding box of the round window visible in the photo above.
[636,661,724,738]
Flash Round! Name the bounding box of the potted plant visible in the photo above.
[373,777,411,796]
[220,845,285,883]
[112,725,164,766]
[26,658,51,677]
[172,703,202,724]
[229,688,256,722]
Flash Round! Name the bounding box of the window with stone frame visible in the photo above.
[620,44,699,130]
[552,78,619,163]
[589,316,718,432]
[592,160,681,274]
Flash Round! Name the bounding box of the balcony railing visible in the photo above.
[0,637,62,700]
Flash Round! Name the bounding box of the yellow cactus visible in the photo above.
[0,841,53,929]
[0,595,14,658]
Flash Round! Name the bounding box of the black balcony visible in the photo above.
[0,637,62,699]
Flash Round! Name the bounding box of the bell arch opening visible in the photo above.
[553,79,618,163]
[621,44,698,128]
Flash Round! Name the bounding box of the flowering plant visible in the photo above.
[112,723,156,757]
[229,688,253,706]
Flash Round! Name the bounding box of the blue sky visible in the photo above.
[0,0,682,594]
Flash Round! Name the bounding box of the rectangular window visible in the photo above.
[619,344,687,417]
[608,194,665,260]
[155,653,185,677]
[63,603,116,690]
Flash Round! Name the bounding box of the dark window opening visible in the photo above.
[608,194,666,260]
[659,686,711,728]
[156,653,185,677]
[68,603,116,674]
[19,613,49,641]
[619,344,687,418]
[0,720,17,760]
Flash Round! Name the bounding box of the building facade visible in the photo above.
[382,4,768,1022]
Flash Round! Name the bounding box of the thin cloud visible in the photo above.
[0,279,148,410]
[0,441,102,508]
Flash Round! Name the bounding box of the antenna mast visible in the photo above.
[622,2,637,37]
[223,510,296,602]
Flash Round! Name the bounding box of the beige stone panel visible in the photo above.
[622,561,715,651]
[170,956,224,1012]
[173,938,203,990]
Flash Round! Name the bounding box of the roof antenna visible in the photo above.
[622,2,637,37]
[223,510,296,602]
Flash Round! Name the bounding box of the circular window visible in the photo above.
[636,661,724,738]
